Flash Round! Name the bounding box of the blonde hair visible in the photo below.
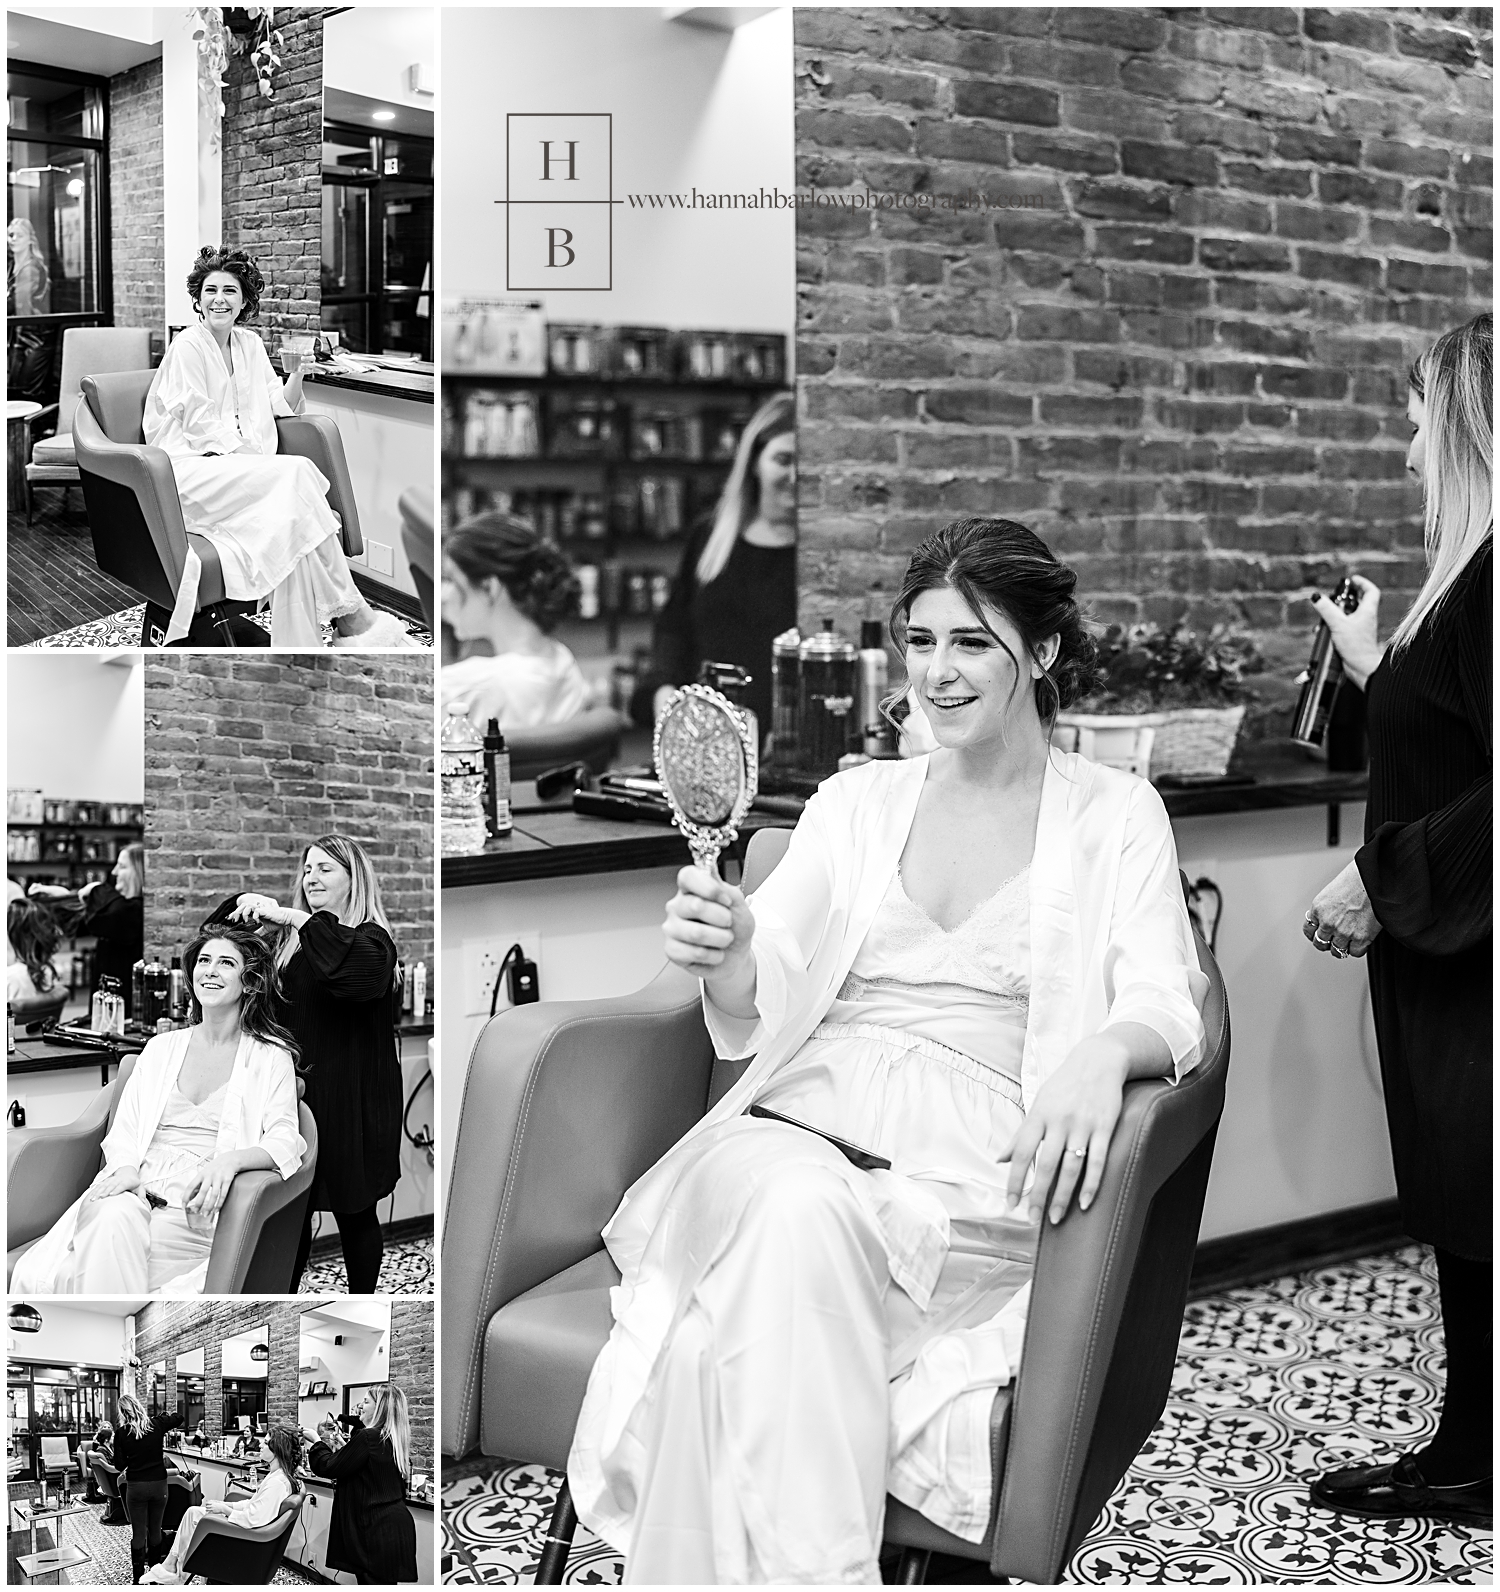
[115,1393,149,1440]
[365,1385,411,1479]
[1391,313,1492,654]
[275,835,395,971]
[695,391,795,587]
[116,843,145,900]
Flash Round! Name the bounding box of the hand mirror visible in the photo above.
[653,683,758,877]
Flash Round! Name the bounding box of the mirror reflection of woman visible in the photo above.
[10,925,304,1295]
[570,518,1208,1582]
[142,1418,304,1586]
[29,843,146,1018]
[7,217,50,316]
[632,391,797,735]
[6,897,62,1005]
[439,512,590,730]
[211,836,403,1294]
[306,1385,418,1585]
[143,246,419,649]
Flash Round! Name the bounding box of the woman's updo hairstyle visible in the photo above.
[889,517,1100,720]
[187,246,264,322]
[446,511,581,633]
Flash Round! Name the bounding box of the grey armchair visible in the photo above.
[179,1490,306,1584]
[442,826,1231,1584]
[7,1053,319,1293]
[72,368,364,648]
[22,326,154,523]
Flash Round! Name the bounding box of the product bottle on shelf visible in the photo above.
[169,955,188,1023]
[439,709,487,857]
[412,961,428,1022]
[483,718,513,838]
[857,619,890,757]
[148,955,171,1026]
[131,956,147,1020]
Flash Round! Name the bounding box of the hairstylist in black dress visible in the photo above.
[1303,312,1491,1527]
[211,833,402,1293]
[630,390,796,736]
[112,1392,184,1583]
[305,1385,417,1584]
[30,842,146,1017]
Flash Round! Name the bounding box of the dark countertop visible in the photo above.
[442,742,1369,888]
[181,1451,435,1508]
[8,1032,138,1079]
[304,363,434,405]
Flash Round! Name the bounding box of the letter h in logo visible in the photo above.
[505,114,612,291]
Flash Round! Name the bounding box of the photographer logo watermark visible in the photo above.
[504,113,613,291]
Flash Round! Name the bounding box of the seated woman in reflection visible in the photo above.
[568,518,1208,1584]
[7,897,62,1004]
[11,924,304,1296]
[307,1385,418,1585]
[439,511,590,730]
[143,246,417,649]
[142,1419,303,1585]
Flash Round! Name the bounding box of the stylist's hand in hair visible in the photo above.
[229,892,286,925]
[663,867,758,1017]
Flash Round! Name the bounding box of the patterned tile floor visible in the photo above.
[6,1480,319,1584]
[24,603,432,650]
[440,1245,1492,1585]
[299,1229,434,1295]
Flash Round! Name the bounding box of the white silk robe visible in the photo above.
[568,750,1208,1579]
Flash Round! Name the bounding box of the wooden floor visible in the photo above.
[7,489,141,646]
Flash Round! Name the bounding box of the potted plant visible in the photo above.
[1052,623,1263,779]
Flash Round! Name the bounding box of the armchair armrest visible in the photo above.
[276,414,363,557]
[181,1497,302,1560]
[7,1089,116,1251]
[24,402,59,438]
[203,1102,317,1293]
[442,961,714,1460]
[992,938,1231,1584]
[72,399,193,588]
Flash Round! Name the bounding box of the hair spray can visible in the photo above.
[1290,577,1361,748]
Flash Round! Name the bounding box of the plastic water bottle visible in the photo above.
[440,708,487,856]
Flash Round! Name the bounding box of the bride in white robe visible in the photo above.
[567,519,1208,1584]
[143,248,417,649]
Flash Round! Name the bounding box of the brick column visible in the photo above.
[109,58,166,345]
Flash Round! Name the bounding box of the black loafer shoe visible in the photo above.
[1310,1453,1493,1528]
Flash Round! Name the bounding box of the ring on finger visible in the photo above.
[1314,931,1333,948]
[1068,1145,1088,1159]
[1331,945,1345,959]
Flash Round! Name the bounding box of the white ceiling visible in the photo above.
[7,10,160,77]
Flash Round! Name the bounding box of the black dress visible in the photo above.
[630,517,797,732]
[308,1427,417,1584]
[1355,539,1491,1261]
[79,880,145,1016]
[204,898,402,1213]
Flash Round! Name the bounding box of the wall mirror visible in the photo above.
[219,1323,270,1440]
[298,1299,390,1440]
[176,1347,205,1433]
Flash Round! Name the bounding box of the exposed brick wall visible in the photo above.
[221,7,329,344]
[794,7,1492,730]
[134,1300,433,1468]
[109,58,165,345]
[142,657,433,971]
[390,1301,435,1472]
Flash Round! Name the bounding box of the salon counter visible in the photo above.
[182,1452,434,1584]
[301,361,434,609]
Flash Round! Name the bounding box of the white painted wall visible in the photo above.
[8,1304,128,1369]
[220,1327,269,1381]
[443,7,794,334]
[298,1316,388,1428]
[7,656,144,803]
[323,8,435,111]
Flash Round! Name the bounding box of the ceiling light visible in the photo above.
[9,1304,42,1333]
[372,110,395,122]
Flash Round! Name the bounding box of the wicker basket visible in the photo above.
[1053,705,1245,780]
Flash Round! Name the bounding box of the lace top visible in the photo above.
[822,865,1031,1080]
[140,1081,228,1207]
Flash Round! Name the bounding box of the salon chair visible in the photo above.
[399,485,435,631]
[9,988,68,1029]
[442,827,1232,1585]
[22,326,154,522]
[508,708,628,784]
[39,1436,73,1492]
[178,1490,306,1585]
[72,369,364,648]
[6,1053,320,1292]
[91,1455,128,1525]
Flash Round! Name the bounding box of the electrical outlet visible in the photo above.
[366,539,395,576]
[464,933,542,1016]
